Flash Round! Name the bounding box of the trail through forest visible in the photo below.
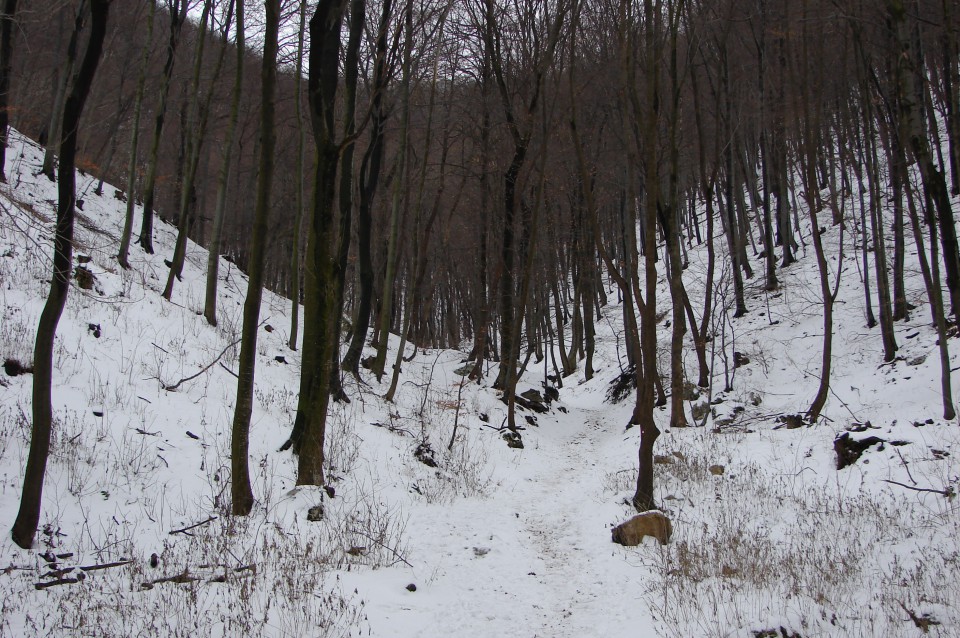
[349,392,661,638]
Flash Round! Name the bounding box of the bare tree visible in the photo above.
[12,0,110,549]
[231,0,280,516]
[0,0,18,182]
[136,0,187,255]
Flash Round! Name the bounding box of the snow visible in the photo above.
[0,127,958,636]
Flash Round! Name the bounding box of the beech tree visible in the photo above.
[231,0,279,516]
[204,0,244,326]
[137,0,187,255]
[0,0,17,182]
[12,0,110,549]
[293,0,365,486]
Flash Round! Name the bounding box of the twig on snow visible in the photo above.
[163,329,252,391]
[169,516,217,536]
[882,479,954,498]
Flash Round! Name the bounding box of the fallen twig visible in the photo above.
[141,571,200,589]
[164,329,252,391]
[35,577,80,590]
[895,448,917,485]
[169,516,217,536]
[43,559,133,580]
[882,479,953,498]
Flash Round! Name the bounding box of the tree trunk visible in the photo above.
[40,5,78,183]
[203,0,243,327]
[342,0,392,377]
[287,0,306,349]
[888,0,960,317]
[230,0,279,517]
[0,0,18,182]
[329,0,365,402]
[137,0,186,255]
[116,0,155,268]
[371,0,413,382]
[630,0,661,513]
[293,0,351,486]
[163,0,219,301]
[12,0,108,549]
[865,116,899,362]
[904,173,956,419]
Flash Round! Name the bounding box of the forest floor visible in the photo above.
[0,128,958,637]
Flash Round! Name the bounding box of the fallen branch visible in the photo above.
[141,571,200,589]
[35,577,80,590]
[169,516,217,536]
[894,448,917,485]
[882,479,954,498]
[371,421,414,437]
[164,329,252,391]
[42,559,133,580]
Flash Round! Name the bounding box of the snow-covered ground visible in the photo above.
[0,128,957,637]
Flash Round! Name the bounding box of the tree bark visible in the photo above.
[342,0,393,377]
[203,0,243,326]
[888,0,960,317]
[287,0,307,349]
[12,0,109,549]
[294,0,351,486]
[230,0,279,517]
[0,0,18,182]
[116,0,156,269]
[137,0,186,255]
[163,0,221,301]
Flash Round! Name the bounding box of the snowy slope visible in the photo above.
[0,127,958,637]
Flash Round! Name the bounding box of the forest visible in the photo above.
[0,0,958,635]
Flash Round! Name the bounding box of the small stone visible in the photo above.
[406,583,417,592]
[306,505,324,522]
[414,441,438,467]
[503,430,524,449]
[834,432,886,470]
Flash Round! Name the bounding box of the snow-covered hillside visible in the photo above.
[0,128,958,637]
